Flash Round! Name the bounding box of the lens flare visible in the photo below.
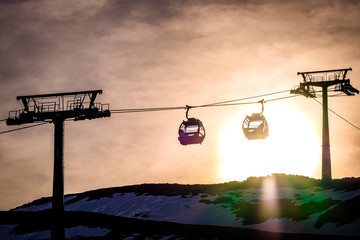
[260,176,281,232]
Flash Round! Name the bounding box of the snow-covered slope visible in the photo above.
[1,174,360,239]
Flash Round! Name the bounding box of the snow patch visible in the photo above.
[10,186,360,237]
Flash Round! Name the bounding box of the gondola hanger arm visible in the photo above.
[258,99,265,114]
[185,105,192,119]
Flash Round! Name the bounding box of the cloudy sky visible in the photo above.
[1,0,360,210]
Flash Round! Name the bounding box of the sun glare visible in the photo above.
[217,104,321,182]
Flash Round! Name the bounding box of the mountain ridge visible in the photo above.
[12,174,360,211]
[2,174,360,239]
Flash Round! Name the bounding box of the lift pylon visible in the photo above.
[290,68,358,180]
[6,90,111,240]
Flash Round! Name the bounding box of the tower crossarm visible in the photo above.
[297,68,352,82]
[291,68,358,98]
[300,79,348,88]
[7,90,110,125]
[16,90,102,100]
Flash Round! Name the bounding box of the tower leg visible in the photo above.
[52,118,65,240]
[322,86,332,180]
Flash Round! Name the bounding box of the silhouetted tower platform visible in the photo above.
[6,90,111,240]
[291,68,358,180]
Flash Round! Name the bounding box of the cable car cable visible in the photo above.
[110,89,293,113]
[312,98,360,131]
[263,95,299,102]
[194,89,291,107]
[0,122,49,135]
[190,100,260,109]
[110,94,299,114]
[111,106,185,114]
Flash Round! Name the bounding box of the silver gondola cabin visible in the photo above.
[242,100,269,140]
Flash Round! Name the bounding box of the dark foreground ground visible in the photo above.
[0,211,358,240]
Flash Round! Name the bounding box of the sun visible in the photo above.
[217,103,321,182]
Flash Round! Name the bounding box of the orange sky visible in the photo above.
[0,0,360,210]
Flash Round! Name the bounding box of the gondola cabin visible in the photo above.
[178,118,205,145]
[242,113,269,140]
